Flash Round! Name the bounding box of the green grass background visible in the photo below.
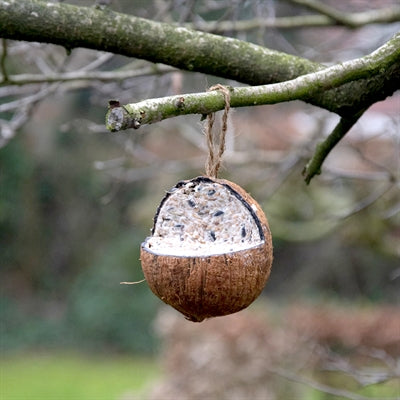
[1,353,160,400]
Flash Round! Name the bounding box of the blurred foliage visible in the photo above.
[0,125,159,354]
[67,230,159,353]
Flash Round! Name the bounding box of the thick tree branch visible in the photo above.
[0,0,399,117]
[106,33,400,131]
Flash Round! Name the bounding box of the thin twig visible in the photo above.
[0,82,61,147]
[0,108,29,147]
[321,346,399,387]
[4,64,177,85]
[0,83,59,112]
[1,38,9,83]
[189,6,400,32]
[287,0,400,28]
[77,51,114,72]
[334,183,395,220]
[120,279,146,285]
[324,166,392,182]
[266,366,383,400]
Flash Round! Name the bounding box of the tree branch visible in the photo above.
[1,0,399,117]
[106,33,400,131]
[191,6,400,32]
[0,38,8,83]
[289,0,400,28]
[3,64,177,85]
[266,365,379,400]
[302,109,366,184]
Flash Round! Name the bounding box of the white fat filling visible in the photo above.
[144,181,263,256]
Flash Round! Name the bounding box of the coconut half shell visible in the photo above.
[140,176,273,322]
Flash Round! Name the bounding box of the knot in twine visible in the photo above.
[205,84,231,178]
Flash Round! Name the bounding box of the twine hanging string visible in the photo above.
[205,84,231,178]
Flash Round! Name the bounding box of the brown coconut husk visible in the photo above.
[140,176,273,322]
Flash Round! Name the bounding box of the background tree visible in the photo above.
[1,1,399,399]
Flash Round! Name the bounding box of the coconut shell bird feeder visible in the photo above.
[139,85,273,322]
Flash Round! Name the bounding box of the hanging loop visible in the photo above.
[205,84,231,178]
